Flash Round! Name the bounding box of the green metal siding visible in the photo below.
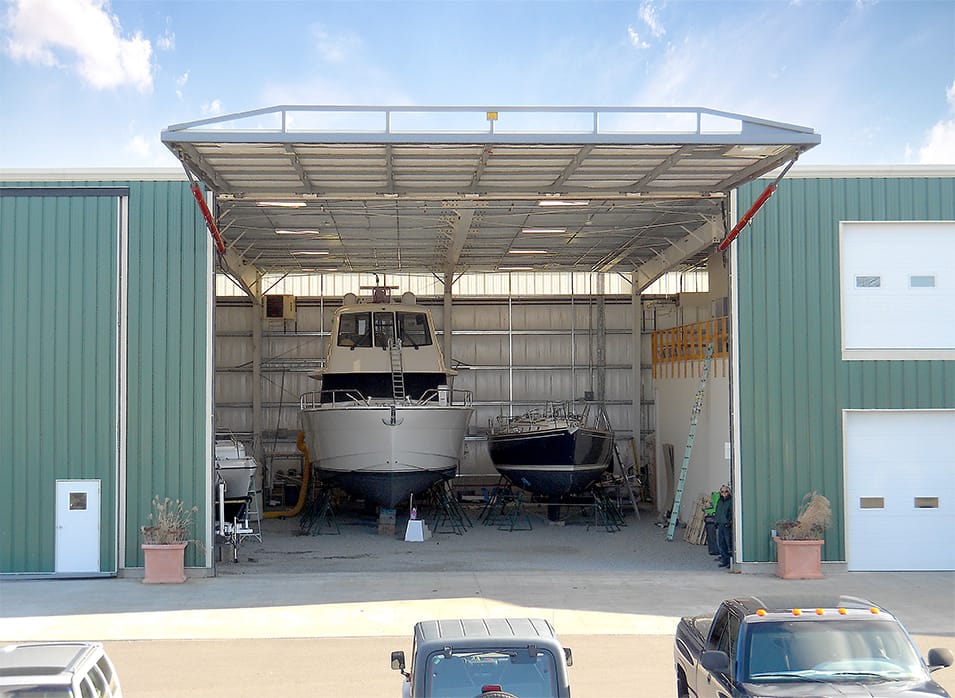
[124,180,209,568]
[735,176,955,563]
[0,191,119,573]
[0,179,210,573]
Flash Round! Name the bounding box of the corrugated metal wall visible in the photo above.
[0,189,120,573]
[0,179,210,573]
[735,175,955,563]
[123,180,210,568]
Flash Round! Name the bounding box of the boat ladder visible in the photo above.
[389,338,406,400]
[666,342,714,542]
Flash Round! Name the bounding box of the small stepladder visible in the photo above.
[389,338,406,400]
[611,440,640,520]
[666,342,715,542]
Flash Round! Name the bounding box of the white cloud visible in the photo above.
[125,134,152,158]
[309,24,361,63]
[156,29,174,52]
[627,1,664,50]
[918,79,955,164]
[639,1,666,39]
[201,98,223,116]
[627,25,649,49]
[3,0,153,92]
[175,70,189,100]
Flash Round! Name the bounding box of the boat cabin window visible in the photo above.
[397,312,432,347]
[373,311,396,347]
[337,312,372,347]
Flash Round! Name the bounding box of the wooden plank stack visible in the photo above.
[682,495,710,545]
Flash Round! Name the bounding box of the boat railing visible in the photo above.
[300,389,371,410]
[490,399,613,434]
[418,387,473,407]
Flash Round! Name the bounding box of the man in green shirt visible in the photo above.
[714,484,733,569]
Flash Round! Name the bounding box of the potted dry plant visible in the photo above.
[140,495,199,584]
[773,491,832,579]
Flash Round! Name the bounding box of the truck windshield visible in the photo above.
[743,619,927,683]
[425,648,558,698]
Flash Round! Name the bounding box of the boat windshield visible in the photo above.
[397,311,432,347]
[425,648,558,698]
[743,619,927,683]
[337,310,433,349]
[337,312,372,348]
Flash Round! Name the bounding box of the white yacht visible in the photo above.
[300,286,472,508]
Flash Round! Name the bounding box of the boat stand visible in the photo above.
[481,484,532,532]
[588,488,625,533]
[299,486,341,535]
[429,481,471,535]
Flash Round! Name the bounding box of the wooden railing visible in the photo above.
[651,317,729,379]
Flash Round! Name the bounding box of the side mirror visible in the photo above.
[927,648,954,672]
[391,650,406,671]
[563,647,573,667]
[701,650,731,674]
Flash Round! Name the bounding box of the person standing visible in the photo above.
[714,484,733,569]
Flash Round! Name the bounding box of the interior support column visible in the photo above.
[631,272,643,472]
[443,272,454,373]
[251,277,264,464]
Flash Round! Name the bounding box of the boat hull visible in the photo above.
[300,403,473,508]
[488,427,613,497]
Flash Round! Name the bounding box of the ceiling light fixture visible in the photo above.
[290,250,330,256]
[300,267,339,272]
[275,229,319,235]
[521,227,567,234]
[257,201,307,208]
[499,266,533,271]
[537,199,589,207]
[507,249,549,255]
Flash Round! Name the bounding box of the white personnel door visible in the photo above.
[55,480,101,573]
[845,411,955,571]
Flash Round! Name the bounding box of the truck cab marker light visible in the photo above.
[838,608,847,615]
[756,609,766,617]
[870,607,880,614]
[816,609,824,615]
[792,609,802,616]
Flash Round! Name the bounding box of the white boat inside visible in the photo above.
[300,285,472,508]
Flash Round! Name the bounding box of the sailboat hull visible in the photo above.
[488,427,613,497]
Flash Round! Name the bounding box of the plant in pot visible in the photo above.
[140,495,200,584]
[773,491,832,579]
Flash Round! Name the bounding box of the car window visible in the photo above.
[88,663,109,697]
[725,613,741,675]
[79,675,95,698]
[708,609,727,651]
[425,649,558,698]
[95,656,118,694]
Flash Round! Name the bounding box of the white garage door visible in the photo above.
[845,410,955,571]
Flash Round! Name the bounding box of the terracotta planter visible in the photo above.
[142,542,187,584]
[773,537,824,579]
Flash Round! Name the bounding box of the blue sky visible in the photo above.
[1,0,953,168]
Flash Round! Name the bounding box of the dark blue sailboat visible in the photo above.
[487,402,614,498]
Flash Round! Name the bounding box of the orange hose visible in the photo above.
[263,431,311,518]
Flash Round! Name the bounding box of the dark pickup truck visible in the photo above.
[674,595,953,698]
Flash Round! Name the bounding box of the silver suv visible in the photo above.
[0,642,122,697]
